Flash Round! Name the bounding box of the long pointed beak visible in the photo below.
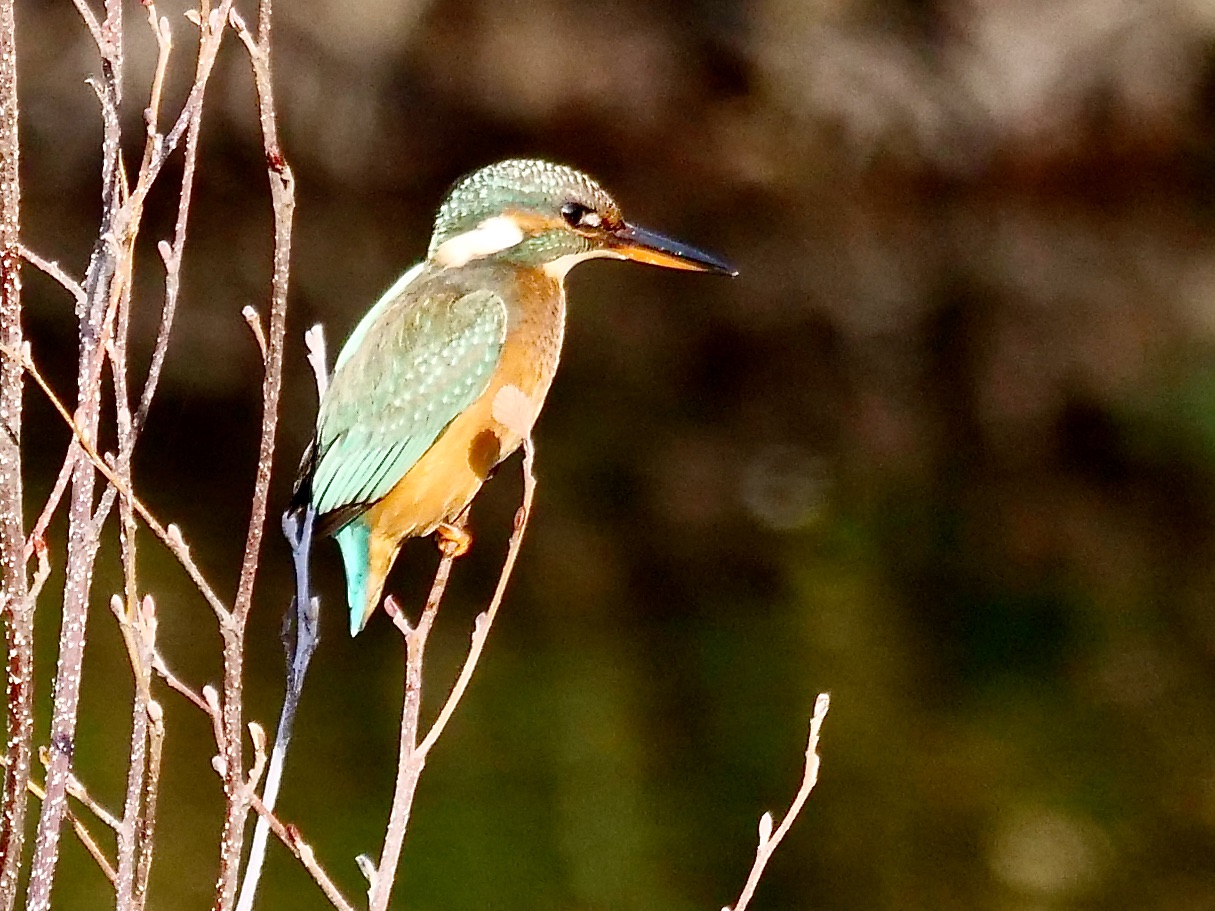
[610,222,738,276]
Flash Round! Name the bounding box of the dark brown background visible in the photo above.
[16,0,1215,908]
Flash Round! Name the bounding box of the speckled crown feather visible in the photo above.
[428,159,622,255]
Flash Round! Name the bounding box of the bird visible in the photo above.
[291,158,736,636]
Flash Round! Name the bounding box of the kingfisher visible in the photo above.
[291,158,735,636]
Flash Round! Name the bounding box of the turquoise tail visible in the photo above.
[334,519,371,637]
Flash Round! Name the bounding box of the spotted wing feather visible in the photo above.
[310,286,507,525]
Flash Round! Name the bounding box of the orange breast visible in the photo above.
[363,267,566,546]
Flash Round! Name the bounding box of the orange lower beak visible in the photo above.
[610,223,737,275]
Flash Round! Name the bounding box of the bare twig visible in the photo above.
[367,440,538,911]
[247,796,357,911]
[136,4,171,167]
[364,541,460,907]
[88,0,211,527]
[25,254,125,563]
[152,645,358,911]
[27,536,49,602]
[242,306,268,363]
[132,8,201,439]
[17,245,85,306]
[723,692,831,911]
[245,723,268,797]
[115,639,149,909]
[63,806,117,886]
[127,1,175,439]
[0,753,116,884]
[305,324,328,400]
[60,765,120,833]
[417,445,537,758]
[26,457,71,562]
[70,0,104,52]
[132,1,237,208]
[10,344,231,620]
[26,1,124,893]
[238,328,323,911]
[0,0,30,902]
[110,121,149,906]
[150,651,212,716]
[28,776,116,886]
[133,701,165,911]
[213,2,295,907]
[113,595,155,909]
[225,2,293,632]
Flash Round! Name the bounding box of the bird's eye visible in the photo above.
[561,201,601,229]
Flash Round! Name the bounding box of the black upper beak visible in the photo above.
[611,223,738,276]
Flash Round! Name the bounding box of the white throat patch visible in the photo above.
[542,248,625,281]
[432,215,526,268]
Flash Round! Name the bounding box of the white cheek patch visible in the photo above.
[542,248,626,281]
[433,215,526,268]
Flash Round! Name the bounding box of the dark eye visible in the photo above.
[560,201,601,229]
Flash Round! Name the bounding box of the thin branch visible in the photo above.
[109,131,148,907]
[133,701,165,911]
[17,245,85,306]
[136,5,171,171]
[213,1,295,905]
[238,323,325,911]
[723,692,831,911]
[150,652,212,715]
[69,0,104,52]
[10,344,231,621]
[247,797,357,911]
[26,250,126,563]
[26,458,71,562]
[368,440,537,911]
[130,1,237,211]
[28,777,116,886]
[225,2,293,629]
[113,598,154,910]
[108,592,157,736]
[26,2,124,891]
[202,687,227,775]
[241,306,268,364]
[244,723,268,798]
[61,767,120,833]
[115,637,149,908]
[305,323,328,400]
[132,8,200,439]
[0,0,30,901]
[363,539,460,907]
[150,646,357,911]
[63,806,117,886]
[22,238,124,560]
[0,754,116,884]
[417,443,536,758]
[27,535,49,602]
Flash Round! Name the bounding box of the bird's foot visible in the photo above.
[436,522,472,559]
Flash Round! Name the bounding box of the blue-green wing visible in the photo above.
[310,285,507,519]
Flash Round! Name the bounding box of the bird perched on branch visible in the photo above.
[291,158,735,636]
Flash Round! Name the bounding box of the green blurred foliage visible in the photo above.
[13,0,1215,908]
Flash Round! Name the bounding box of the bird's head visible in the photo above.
[427,159,736,279]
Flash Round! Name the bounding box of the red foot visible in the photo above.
[436,522,472,558]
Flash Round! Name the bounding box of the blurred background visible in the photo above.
[14,0,1215,908]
